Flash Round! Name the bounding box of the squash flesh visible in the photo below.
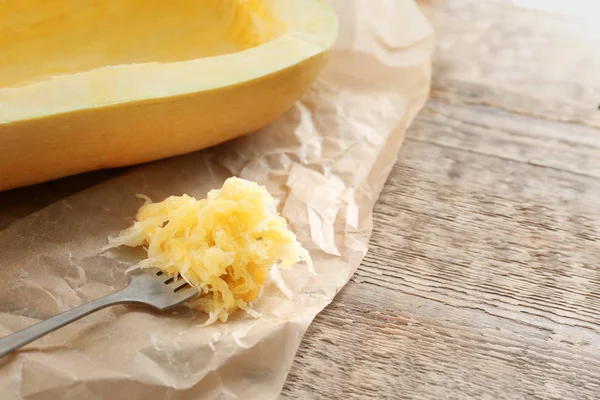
[104,177,313,325]
[0,0,285,89]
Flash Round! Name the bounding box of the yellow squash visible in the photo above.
[0,0,338,191]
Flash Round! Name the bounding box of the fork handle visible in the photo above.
[0,290,131,358]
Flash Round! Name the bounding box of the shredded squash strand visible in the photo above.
[106,177,312,324]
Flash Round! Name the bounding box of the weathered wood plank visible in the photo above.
[414,99,600,178]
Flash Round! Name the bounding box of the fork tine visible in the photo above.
[173,282,191,293]
[124,267,199,309]
[164,276,175,284]
[140,267,175,283]
[173,286,199,303]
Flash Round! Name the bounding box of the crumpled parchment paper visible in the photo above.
[0,1,433,398]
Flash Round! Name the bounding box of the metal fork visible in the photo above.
[0,269,198,358]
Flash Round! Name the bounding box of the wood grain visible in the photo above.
[281,0,600,398]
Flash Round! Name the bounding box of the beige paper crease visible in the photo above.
[0,1,433,398]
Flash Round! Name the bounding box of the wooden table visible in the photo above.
[1,1,599,399]
[282,0,600,398]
